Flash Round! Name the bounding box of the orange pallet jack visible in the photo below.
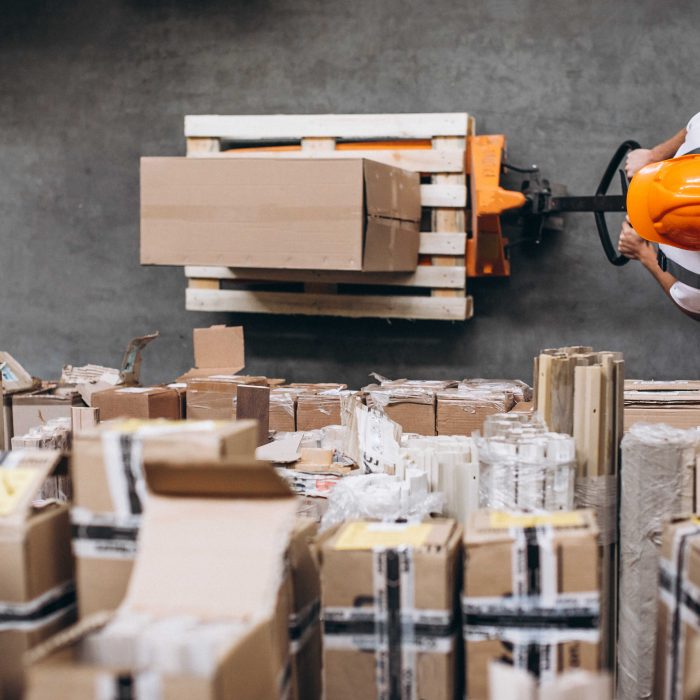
[223,135,640,277]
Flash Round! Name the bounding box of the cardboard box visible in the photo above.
[269,388,300,433]
[655,516,700,700]
[321,519,462,700]
[1,353,40,450]
[165,382,187,418]
[187,376,269,420]
[0,352,34,394]
[71,419,258,617]
[463,510,601,700]
[297,391,345,432]
[141,157,421,272]
[26,457,298,700]
[92,386,182,421]
[0,450,75,700]
[365,380,457,436]
[436,388,516,436]
[12,386,84,439]
[11,418,72,451]
[180,325,245,381]
[60,332,159,406]
[288,518,322,700]
[624,383,700,431]
[461,378,533,404]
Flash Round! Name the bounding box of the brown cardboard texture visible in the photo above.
[179,325,245,380]
[624,386,700,431]
[288,518,322,700]
[141,157,421,271]
[0,352,35,394]
[297,392,344,431]
[91,386,181,421]
[60,332,158,407]
[186,376,268,420]
[463,510,601,700]
[269,388,299,433]
[654,516,700,700]
[0,450,75,700]
[321,519,462,700]
[71,420,258,618]
[27,458,298,700]
[436,388,515,436]
[12,386,84,439]
[119,332,159,385]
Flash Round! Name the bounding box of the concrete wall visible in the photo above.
[1,0,698,388]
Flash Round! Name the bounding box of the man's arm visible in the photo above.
[625,128,687,178]
[618,218,700,320]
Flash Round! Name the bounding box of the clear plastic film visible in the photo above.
[481,412,547,438]
[574,475,618,546]
[10,417,72,451]
[320,473,445,531]
[618,423,699,700]
[461,378,533,404]
[364,375,457,409]
[475,417,575,512]
[398,435,475,525]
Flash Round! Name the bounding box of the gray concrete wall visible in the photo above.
[1,0,698,388]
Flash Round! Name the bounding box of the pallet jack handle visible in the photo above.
[594,139,641,266]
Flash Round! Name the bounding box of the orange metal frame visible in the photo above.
[224,135,526,278]
[467,135,526,277]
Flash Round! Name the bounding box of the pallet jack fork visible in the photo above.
[468,135,641,276]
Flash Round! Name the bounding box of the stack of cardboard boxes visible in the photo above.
[71,419,259,617]
[0,451,74,700]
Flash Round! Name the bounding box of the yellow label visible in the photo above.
[334,522,433,550]
[489,511,584,529]
[691,516,700,526]
[0,468,38,516]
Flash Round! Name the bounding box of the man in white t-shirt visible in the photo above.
[618,112,700,320]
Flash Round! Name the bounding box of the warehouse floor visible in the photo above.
[1,0,698,386]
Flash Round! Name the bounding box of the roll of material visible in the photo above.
[618,423,698,700]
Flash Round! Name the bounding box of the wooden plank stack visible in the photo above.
[534,346,624,672]
[183,113,474,321]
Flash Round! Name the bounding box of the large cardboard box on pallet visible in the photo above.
[26,457,298,700]
[71,419,258,617]
[320,519,462,700]
[463,510,601,699]
[0,450,75,700]
[655,515,700,700]
[141,157,421,271]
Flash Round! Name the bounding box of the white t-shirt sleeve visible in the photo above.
[669,280,700,314]
[675,111,700,155]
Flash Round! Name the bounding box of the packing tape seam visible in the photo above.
[0,580,76,631]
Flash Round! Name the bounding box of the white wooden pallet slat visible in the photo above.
[186,288,472,321]
[186,147,466,173]
[185,113,470,141]
[185,264,466,289]
[419,232,466,255]
[420,184,466,208]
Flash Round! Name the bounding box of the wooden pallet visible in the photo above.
[183,113,474,321]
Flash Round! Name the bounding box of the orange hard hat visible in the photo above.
[626,152,700,251]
